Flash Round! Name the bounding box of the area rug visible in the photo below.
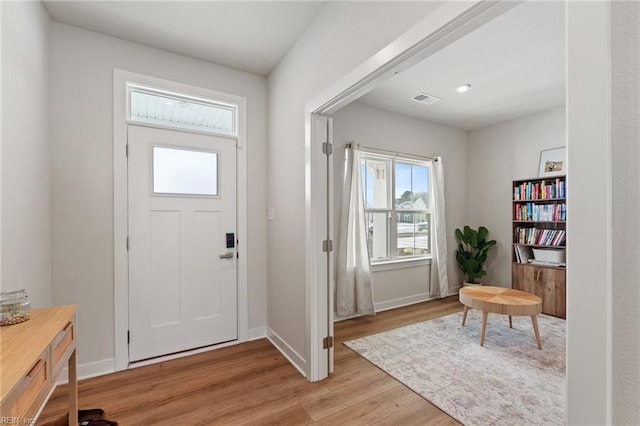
[344,310,566,426]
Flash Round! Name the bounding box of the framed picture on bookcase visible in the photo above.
[538,147,566,177]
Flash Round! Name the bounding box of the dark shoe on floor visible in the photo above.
[79,420,118,426]
[79,408,105,421]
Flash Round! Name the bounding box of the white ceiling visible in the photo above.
[42,1,565,130]
[42,1,327,76]
[357,1,566,131]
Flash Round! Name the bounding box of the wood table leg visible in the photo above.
[68,349,78,425]
[509,315,513,329]
[531,315,542,350]
[462,306,469,326]
[480,311,489,346]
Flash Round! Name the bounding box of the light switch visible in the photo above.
[267,207,274,221]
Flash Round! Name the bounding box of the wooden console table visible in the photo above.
[1,305,78,425]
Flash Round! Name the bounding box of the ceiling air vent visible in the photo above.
[412,93,441,105]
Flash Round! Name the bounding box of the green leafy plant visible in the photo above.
[455,225,497,284]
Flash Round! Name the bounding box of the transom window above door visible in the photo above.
[127,83,237,137]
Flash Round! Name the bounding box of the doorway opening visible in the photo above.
[307,3,565,380]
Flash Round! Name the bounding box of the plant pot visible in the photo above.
[463,281,481,287]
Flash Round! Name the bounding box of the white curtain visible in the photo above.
[430,157,449,297]
[336,145,375,316]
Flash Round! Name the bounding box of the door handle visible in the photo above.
[219,252,234,259]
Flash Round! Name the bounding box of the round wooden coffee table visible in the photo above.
[459,286,543,349]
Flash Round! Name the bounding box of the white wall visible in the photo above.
[332,102,468,309]
[1,2,52,307]
[49,22,268,372]
[467,107,566,287]
[566,2,611,423]
[611,2,640,424]
[267,1,444,373]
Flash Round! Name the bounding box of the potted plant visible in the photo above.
[455,225,497,286]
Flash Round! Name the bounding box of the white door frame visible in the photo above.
[113,69,249,371]
[305,1,613,423]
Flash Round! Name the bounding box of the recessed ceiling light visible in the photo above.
[456,84,471,93]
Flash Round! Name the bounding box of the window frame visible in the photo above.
[361,151,432,265]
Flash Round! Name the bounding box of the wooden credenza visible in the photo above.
[0,305,79,425]
[512,264,566,318]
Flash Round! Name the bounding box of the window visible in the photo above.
[128,84,237,136]
[153,146,218,196]
[362,152,431,263]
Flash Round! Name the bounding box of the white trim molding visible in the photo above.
[371,257,431,272]
[112,69,249,372]
[267,327,307,377]
[57,358,116,385]
[373,293,436,313]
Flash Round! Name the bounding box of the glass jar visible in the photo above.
[0,289,31,326]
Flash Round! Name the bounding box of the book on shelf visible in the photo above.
[514,226,566,246]
[513,244,533,264]
[513,177,566,201]
[514,202,566,222]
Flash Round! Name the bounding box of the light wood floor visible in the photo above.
[39,296,463,425]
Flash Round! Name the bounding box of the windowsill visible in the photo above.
[371,256,432,272]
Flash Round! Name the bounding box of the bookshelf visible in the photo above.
[512,175,566,318]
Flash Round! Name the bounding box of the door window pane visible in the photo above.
[397,213,430,257]
[153,147,218,196]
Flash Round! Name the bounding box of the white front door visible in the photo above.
[127,125,237,362]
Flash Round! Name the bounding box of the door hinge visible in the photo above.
[127,330,131,344]
[322,336,334,349]
[322,240,333,252]
[322,142,333,155]
[126,237,130,250]
[126,144,129,157]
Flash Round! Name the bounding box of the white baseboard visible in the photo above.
[57,357,115,385]
[266,327,306,378]
[374,292,435,313]
[335,291,461,321]
[248,326,267,341]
